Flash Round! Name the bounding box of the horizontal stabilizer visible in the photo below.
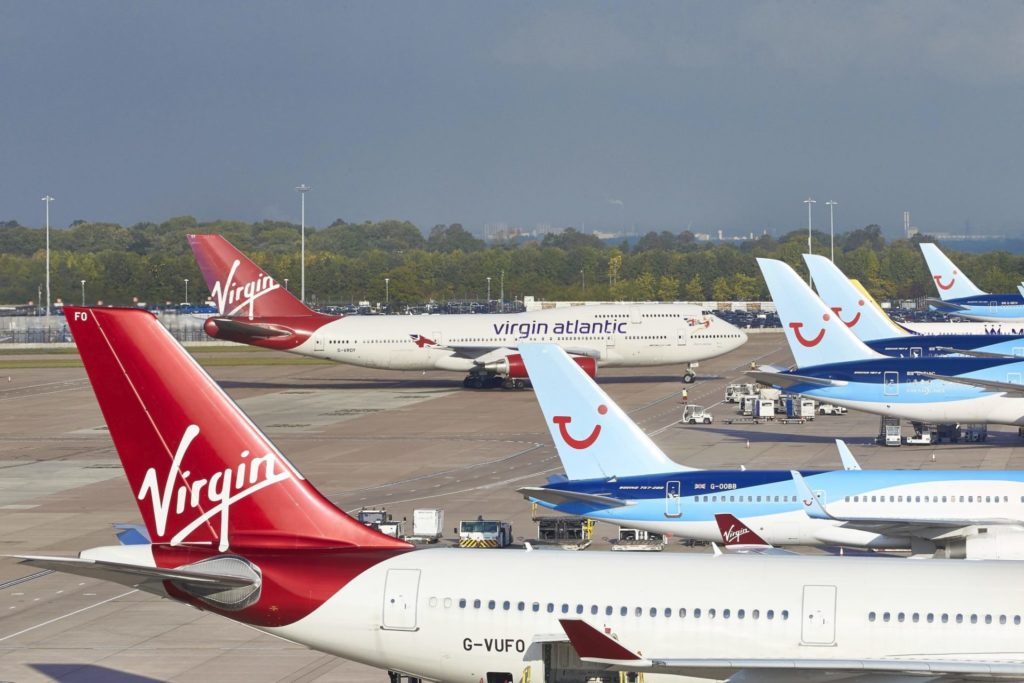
[518,486,630,511]
[16,555,256,590]
[923,297,967,312]
[919,372,1024,396]
[746,369,846,389]
[207,318,292,338]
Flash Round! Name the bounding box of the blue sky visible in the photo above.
[2,1,1022,237]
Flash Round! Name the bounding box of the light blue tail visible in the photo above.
[919,243,986,300]
[804,254,907,342]
[518,344,689,480]
[758,259,883,368]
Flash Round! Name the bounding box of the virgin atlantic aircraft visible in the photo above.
[18,307,1024,682]
[187,234,746,387]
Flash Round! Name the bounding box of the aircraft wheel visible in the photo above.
[682,373,695,384]
[514,379,527,390]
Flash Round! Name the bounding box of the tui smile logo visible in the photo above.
[830,300,863,328]
[934,271,957,291]
[552,404,608,450]
[788,313,830,348]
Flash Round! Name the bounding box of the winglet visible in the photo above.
[835,439,861,471]
[791,470,834,521]
[559,619,649,664]
[714,513,771,548]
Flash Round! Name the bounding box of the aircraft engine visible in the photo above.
[945,528,1024,560]
[485,354,597,379]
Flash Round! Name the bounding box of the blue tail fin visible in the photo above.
[803,254,907,342]
[757,259,883,368]
[518,344,689,480]
[919,243,986,300]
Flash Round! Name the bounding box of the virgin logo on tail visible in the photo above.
[137,425,295,552]
[934,271,958,291]
[552,404,607,450]
[209,259,280,320]
[788,313,830,348]
[723,524,752,544]
[830,301,863,328]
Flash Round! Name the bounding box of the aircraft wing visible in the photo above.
[16,555,257,592]
[559,618,1024,678]
[835,439,861,471]
[933,346,1019,360]
[746,369,847,389]
[918,372,1024,396]
[441,344,601,361]
[790,471,1021,534]
[517,486,630,511]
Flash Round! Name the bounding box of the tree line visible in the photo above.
[1,216,1022,308]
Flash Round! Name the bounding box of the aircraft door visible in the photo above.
[1013,346,1024,357]
[665,481,682,518]
[314,334,325,352]
[431,330,443,346]
[1008,372,1022,385]
[883,371,899,396]
[630,307,643,324]
[801,585,837,645]
[675,328,688,346]
[381,568,420,631]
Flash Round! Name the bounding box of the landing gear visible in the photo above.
[681,371,696,384]
[463,373,528,390]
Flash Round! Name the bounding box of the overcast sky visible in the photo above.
[3,1,1023,237]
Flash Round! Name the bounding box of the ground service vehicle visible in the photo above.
[458,519,512,548]
[681,405,713,424]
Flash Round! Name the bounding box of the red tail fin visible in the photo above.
[65,306,408,551]
[714,513,770,547]
[187,234,314,319]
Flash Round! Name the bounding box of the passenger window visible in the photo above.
[516,601,524,611]
[488,600,495,610]
[590,605,598,615]
[694,608,702,618]
[767,609,775,620]
[1015,616,1021,626]
[911,613,919,623]
[605,606,612,616]
[575,604,583,615]
[737,609,745,619]
[723,609,731,619]
[531,602,539,612]
[473,599,481,609]
[620,606,627,616]
[649,607,657,617]
[459,599,467,608]
[883,612,891,622]
[927,613,934,623]
[985,615,992,624]
[547,603,554,613]
[970,614,978,624]
[503,601,510,610]
[635,607,643,617]
[897,613,905,623]
[941,613,949,623]
[752,609,760,620]
[868,612,876,622]
[429,597,438,608]
[956,614,963,624]
[678,608,687,618]
[561,604,569,614]
[1000,615,1007,625]
[708,608,716,619]
[782,610,789,621]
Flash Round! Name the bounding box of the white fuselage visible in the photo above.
[269,548,1024,682]
[292,304,746,372]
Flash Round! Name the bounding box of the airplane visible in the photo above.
[754,258,1024,426]
[19,306,1024,682]
[804,253,1024,358]
[516,343,1024,559]
[920,242,1024,322]
[187,234,747,388]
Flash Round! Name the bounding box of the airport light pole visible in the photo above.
[825,200,837,262]
[803,197,816,284]
[80,280,86,306]
[487,276,491,302]
[581,269,585,294]
[42,195,53,316]
[500,270,504,311]
[296,184,310,304]
[384,277,390,311]
[284,278,289,291]
[184,278,189,305]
